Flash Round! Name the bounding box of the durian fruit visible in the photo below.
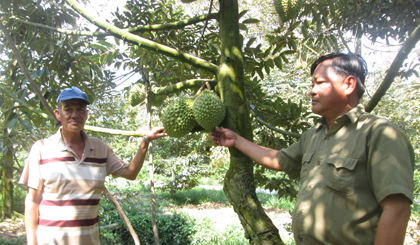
[193,90,225,131]
[274,0,301,23]
[161,97,197,138]
[128,83,146,107]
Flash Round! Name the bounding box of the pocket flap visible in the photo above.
[325,155,358,170]
[302,152,314,164]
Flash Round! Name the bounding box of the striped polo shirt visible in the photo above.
[19,128,129,245]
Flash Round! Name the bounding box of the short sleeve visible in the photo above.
[368,122,415,203]
[19,141,43,190]
[106,145,129,178]
[277,134,306,179]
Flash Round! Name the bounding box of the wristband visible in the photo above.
[142,135,151,143]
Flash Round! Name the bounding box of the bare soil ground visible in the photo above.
[1,206,419,244]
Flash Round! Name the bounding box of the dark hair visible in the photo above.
[311,53,368,98]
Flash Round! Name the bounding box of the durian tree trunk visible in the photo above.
[218,0,283,244]
[1,126,14,218]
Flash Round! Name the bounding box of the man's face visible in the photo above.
[310,59,347,118]
[55,99,88,133]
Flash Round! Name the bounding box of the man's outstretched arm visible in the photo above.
[121,127,167,180]
[211,127,283,171]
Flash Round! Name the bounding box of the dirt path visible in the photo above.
[1,205,419,244]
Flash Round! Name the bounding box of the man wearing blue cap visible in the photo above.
[19,86,167,245]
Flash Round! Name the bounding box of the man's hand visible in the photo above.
[25,187,42,245]
[144,127,167,142]
[210,127,237,147]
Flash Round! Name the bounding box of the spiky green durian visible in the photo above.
[161,97,197,138]
[274,0,301,22]
[193,90,225,131]
[128,83,146,107]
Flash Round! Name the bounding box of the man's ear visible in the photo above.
[54,108,61,121]
[344,75,357,96]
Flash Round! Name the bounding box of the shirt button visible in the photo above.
[325,137,330,140]
[308,185,312,190]
[298,210,303,215]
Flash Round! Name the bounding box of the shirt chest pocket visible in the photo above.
[323,155,358,195]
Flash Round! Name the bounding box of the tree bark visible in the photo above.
[218,0,283,244]
[1,127,14,219]
[144,71,160,245]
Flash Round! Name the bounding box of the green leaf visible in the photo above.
[246,37,257,48]
[263,47,271,57]
[302,25,308,37]
[238,10,248,20]
[90,66,95,80]
[181,0,197,3]
[288,40,297,51]
[21,119,33,133]
[242,18,260,24]
[264,61,270,74]
[267,59,275,68]
[256,68,264,80]
[322,15,330,28]
[7,118,18,133]
[291,21,301,31]
[280,54,290,63]
[316,20,322,32]
[97,40,114,48]
[90,44,108,50]
[238,24,248,32]
[274,57,283,69]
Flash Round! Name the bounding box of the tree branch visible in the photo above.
[64,0,219,75]
[365,23,420,112]
[10,16,109,37]
[103,188,141,245]
[254,116,301,139]
[0,21,58,123]
[338,30,352,53]
[83,125,145,136]
[11,13,218,36]
[150,79,217,95]
[127,13,218,33]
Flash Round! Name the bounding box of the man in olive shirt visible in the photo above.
[211,53,414,244]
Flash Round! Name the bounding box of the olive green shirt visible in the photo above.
[277,104,414,245]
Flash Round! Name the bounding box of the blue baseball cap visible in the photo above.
[56,86,90,105]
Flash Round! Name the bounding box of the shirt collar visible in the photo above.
[52,127,94,151]
[316,104,366,130]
